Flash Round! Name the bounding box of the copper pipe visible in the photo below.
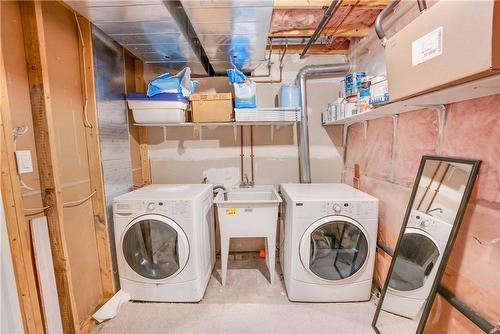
[240,126,244,183]
[250,125,255,183]
[426,164,450,213]
[416,161,442,210]
[252,42,288,84]
[252,38,273,78]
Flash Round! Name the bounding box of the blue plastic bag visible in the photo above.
[146,67,197,98]
[226,68,247,84]
[228,36,250,70]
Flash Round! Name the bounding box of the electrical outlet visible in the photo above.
[15,150,33,174]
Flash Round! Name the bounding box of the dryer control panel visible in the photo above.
[295,200,378,219]
[323,201,378,219]
[407,210,452,242]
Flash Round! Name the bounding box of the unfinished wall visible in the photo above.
[144,55,345,251]
[2,1,107,323]
[343,97,500,332]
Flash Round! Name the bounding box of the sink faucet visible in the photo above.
[240,173,254,188]
[213,185,228,200]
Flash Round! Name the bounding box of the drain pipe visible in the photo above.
[296,63,351,183]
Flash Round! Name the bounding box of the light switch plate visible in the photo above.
[15,150,33,174]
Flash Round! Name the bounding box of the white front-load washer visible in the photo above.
[382,210,451,319]
[280,183,378,302]
[113,184,215,302]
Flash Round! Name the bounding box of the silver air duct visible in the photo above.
[296,63,351,183]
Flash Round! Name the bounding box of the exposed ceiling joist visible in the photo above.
[269,44,349,55]
[274,0,390,9]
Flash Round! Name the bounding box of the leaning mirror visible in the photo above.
[372,156,480,334]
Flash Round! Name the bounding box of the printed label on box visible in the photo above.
[412,26,443,66]
[226,208,237,215]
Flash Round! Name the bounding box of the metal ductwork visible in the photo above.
[375,0,427,46]
[66,0,212,75]
[180,0,274,75]
[296,63,351,183]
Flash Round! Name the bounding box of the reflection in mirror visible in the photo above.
[372,156,480,334]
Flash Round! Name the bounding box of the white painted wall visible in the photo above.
[1,195,24,333]
[144,55,346,250]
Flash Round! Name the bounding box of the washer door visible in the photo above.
[121,214,189,281]
[388,228,440,292]
[299,216,369,281]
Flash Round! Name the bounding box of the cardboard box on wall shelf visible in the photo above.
[385,0,500,101]
[190,93,233,123]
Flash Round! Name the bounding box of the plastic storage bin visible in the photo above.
[278,84,300,108]
[127,93,188,124]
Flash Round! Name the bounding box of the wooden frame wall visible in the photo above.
[76,14,115,300]
[124,51,151,187]
[19,2,80,332]
[0,1,116,332]
[136,59,152,186]
[0,32,45,334]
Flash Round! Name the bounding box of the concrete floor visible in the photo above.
[93,255,382,334]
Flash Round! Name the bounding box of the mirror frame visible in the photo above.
[371,155,481,334]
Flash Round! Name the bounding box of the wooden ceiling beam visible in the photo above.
[268,44,349,55]
[270,25,370,38]
[274,0,390,9]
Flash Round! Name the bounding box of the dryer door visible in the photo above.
[299,216,369,281]
[121,214,189,281]
[388,228,440,292]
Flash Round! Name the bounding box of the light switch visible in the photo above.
[15,150,33,174]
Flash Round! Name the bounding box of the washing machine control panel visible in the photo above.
[143,200,192,217]
[114,200,192,218]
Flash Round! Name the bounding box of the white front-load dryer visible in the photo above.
[280,183,378,302]
[113,184,215,302]
[382,210,451,319]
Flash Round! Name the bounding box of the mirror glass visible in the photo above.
[373,157,480,334]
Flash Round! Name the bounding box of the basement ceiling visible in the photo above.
[66,0,210,75]
[66,0,390,76]
[270,0,388,54]
[181,0,274,74]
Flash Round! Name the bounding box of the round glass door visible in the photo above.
[389,231,439,291]
[122,215,189,280]
[300,217,369,281]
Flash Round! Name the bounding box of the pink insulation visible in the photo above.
[438,95,500,205]
[344,94,500,326]
[394,108,438,187]
[364,117,393,180]
[270,7,381,34]
[426,294,484,333]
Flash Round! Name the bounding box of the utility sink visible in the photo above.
[216,185,282,204]
[214,185,282,285]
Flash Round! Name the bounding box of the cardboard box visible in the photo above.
[190,93,233,123]
[385,0,500,101]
